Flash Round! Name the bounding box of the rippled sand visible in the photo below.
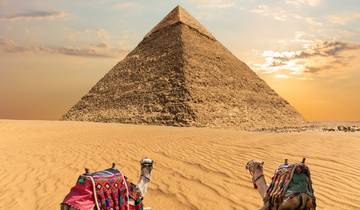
[0,120,359,210]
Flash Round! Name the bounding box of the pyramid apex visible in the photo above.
[174,4,185,11]
[144,5,214,39]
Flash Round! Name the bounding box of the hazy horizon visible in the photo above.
[1,0,360,121]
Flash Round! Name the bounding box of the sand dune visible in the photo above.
[0,120,359,209]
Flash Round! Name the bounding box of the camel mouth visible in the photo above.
[141,158,154,173]
[142,159,153,164]
[141,160,153,166]
[246,161,253,171]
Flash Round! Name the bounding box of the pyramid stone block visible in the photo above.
[63,6,305,128]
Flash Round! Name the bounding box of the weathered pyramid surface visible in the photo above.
[63,5,305,128]
[144,6,214,39]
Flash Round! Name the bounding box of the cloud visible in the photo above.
[280,41,360,59]
[0,38,128,58]
[66,28,118,53]
[0,10,67,21]
[67,28,111,44]
[250,4,321,25]
[275,74,290,79]
[254,40,360,78]
[96,28,109,42]
[286,0,321,7]
[189,0,235,8]
[95,42,109,48]
[251,5,290,21]
[328,12,360,25]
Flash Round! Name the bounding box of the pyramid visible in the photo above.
[63,5,304,128]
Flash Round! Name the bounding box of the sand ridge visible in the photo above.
[0,120,359,209]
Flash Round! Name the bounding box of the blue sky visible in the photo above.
[1,0,360,120]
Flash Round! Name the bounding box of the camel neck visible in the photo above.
[254,174,268,200]
[138,175,150,196]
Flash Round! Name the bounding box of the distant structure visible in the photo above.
[63,5,304,128]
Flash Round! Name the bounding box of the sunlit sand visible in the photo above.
[0,120,359,209]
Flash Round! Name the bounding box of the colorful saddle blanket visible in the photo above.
[265,162,315,208]
[62,168,143,210]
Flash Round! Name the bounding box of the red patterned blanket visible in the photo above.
[62,168,143,210]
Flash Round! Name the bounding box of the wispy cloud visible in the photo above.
[0,10,67,21]
[189,0,235,8]
[0,38,128,58]
[274,74,290,79]
[250,4,322,26]
[250,4,321,25]
[251,5,290,21]
[328,12,360,25]
[286,0,321,7]
[254,40,360,78]
[96,28,109,42]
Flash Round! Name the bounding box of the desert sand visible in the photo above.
[0,120,359,210]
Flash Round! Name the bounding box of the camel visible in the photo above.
[137,158,154,198]
[61,157,154,210]
[246,159,316,210]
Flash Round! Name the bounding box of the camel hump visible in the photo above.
[265,159,316,207]
[61,164,144,210]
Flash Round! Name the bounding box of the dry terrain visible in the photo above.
[0,120,359,209]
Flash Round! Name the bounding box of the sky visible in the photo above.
[1,0,360,121]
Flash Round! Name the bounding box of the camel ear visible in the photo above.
[84,168,90,174]
[261,161,264,165]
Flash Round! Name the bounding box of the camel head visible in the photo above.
[246,160,265,189]
[140,157,154,181]
[137,157,154,197]
[246,160,264,175]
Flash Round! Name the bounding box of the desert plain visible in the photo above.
[0,120,359,210]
